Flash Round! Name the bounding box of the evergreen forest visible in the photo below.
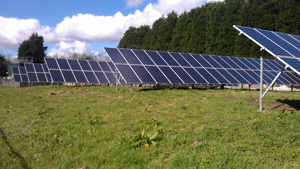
[118,0,300,59]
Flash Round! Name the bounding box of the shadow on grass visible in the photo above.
[275,99,300,111]
[0,128,31,169]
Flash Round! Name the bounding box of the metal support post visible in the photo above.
[249,84,251,90]
[241,84,243,90]
[291,85,294,92]
[115,69,118,91]
[259,50,264,111]
[262,66,286,99]
[130,84,133,92]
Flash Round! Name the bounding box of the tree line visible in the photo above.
[118,0,300,59]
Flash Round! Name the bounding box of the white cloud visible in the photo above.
[0,16,57,50]
[126,0,147,7]
[47,41,100,57]
[0,0,225,57]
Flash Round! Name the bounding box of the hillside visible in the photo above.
[118,0,300,59]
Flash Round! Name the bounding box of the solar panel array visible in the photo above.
[24,63,52,82]
[12,64,51,82]
[233,25,300,77]
[44,58,122,84]
[12,66,28,82]
[105,47,300,85]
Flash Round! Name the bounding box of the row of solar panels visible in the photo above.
[234,25,300,77]
[12,60,123,84]
[12,64,52,82]
[44,59,123,84]
[104,48,300,85]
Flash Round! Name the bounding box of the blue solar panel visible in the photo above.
[145,51,167,65]
[195,68,218,84]
[131,65,156,83]
[89,61,102,71]
[192,54,211,68]
[119,48,141,64]
[105,47,127,64]
[116,65,140,83]
[181,53,201,67]
[234,25,291,57]
[132,49,155,65]
[206,69,228,84]
[234,25,300,79]
[37,73,47,82]
[105,47,300,86]
[229,57,248,69]
[203,55,222,68]
[45,58,59,69]
[99,62,111,71]
[78,60,92,70]
[107,62,116,71]
[57,59,70,69]
[34,64,44,72]
[170,52,190,66]
[145,66,170,84]
[212,56,231,69]
[238,58,257,69]
[14,74,21,82]
[21,75,29,82]
[158,51,179,66]
[50,70,64,82]
[73,71,88,83]
[68,60,81,70]
[62,71,77,83]
[256,29,300,57]
[226,70,249,84]
[236,70,257,84]
[160,67,183,84]
[95,72,109,84]
[172,67,195,84]
[12,67,19,74]
[29,74,37,82]
[84,72,99,83]
[25,63,35,72]
[43,64,49,72]
[184,68,207,84]
[105,72,116,84]
[216,69,239,84]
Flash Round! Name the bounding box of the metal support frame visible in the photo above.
[291,85,294,92]
[115,69,118,91]
[259,49,287,111]
[130,84,133,92]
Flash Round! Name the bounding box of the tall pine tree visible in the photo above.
[18,32,47,63]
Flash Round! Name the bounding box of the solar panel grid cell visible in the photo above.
[180,53,202,67]
[158,51,179,66]
[132,49,155,65]
[119,48,141,64]
[169,52,190,66]
[257,29,300,57]
[34,64,44,72]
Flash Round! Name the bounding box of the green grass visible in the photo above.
[0,85,300,168]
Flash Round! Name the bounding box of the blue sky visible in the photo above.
[0,0,222,59]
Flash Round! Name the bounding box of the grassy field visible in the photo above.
[0,85,300,168]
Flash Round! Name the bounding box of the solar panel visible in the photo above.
[105,47,300,86]
[45,58,118,84]
[24,63,50,82]
[234,25,300,76]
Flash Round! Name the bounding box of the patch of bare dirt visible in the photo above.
[191,141,203,147]
[205,112,213,115]
[269,102,298,112]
